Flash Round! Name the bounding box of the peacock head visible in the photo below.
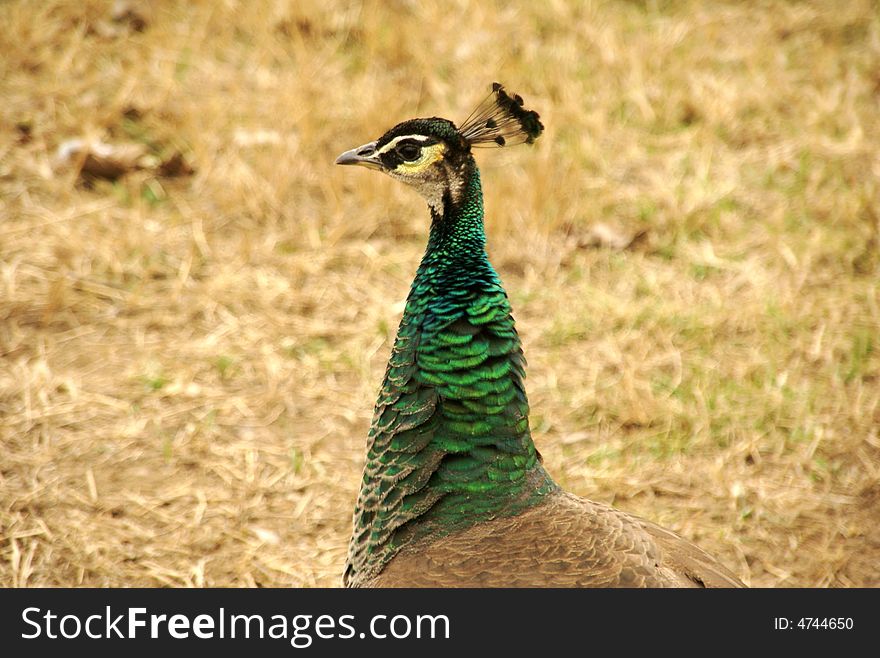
[335,83,544,211]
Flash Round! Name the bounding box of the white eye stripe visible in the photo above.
[376,134,433,155]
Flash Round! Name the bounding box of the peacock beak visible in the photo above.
[335,141,383,169]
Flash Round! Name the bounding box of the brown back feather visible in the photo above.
[364,492,745,588]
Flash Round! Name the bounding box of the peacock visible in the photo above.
[335,83,744,588]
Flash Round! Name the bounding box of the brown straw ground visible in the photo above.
[2,0,879,588]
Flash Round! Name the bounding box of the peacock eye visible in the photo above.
[396,143,422,161]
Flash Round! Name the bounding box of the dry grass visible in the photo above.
[2,0,879,588]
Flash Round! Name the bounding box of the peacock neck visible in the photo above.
[368,160,556,553]
[422,161,488,272]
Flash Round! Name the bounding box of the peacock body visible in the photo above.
[336,84,744,588]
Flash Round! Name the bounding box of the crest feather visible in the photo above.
[458,82,544,148]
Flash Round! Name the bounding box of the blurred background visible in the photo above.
[1,0,878,587]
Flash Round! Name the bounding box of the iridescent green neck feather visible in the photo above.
[344,156,557,587]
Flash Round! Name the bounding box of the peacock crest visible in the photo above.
[458,82,544,147]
